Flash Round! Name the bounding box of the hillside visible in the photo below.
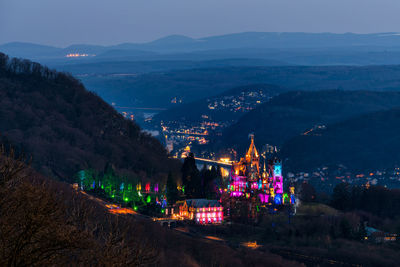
[80,65,400,109]
[218,90,400,153]
[280,108,400,172]
[2,119,400,267]
[0,53,179,182]
[152,84,286,125]
[0,150,298,266]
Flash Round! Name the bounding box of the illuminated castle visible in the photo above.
[227,134,295,206]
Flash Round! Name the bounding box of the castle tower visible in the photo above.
[245,134,260,178]
[272,159,283,194]
[227,134,295,209]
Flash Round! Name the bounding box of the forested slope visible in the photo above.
[280,107,400,171]
[219,90,400,153]
[0,53,179,182]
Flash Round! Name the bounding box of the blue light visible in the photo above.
[274,164,282,176]
[161,199,167,208]
[274,194,282,205]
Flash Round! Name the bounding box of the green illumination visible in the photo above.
[161,209,165,213]
[78,169,166,209]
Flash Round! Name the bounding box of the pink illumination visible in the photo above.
[230,175,247,193]
[230,191,243,197]
[259,194,269,203]
[274,178,283,194]
[251,182,258,189]
[273,163,284,194]
[195,208,224,224]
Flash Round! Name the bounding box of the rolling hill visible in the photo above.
[152,84,286,125]
[218,90,400,154]
[280,108,400,172]
[0,53,179,182]
[79,65,400,109]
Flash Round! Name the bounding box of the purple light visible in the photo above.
[230,191,243,197]
[259,194,269,203]
[154,183,159,193]
[251,182,258,189]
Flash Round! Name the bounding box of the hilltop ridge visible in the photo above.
[0,53,179,182]
[219,90,400,153]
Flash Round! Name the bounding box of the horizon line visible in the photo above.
[2,31,400,49]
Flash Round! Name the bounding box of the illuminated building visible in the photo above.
[176,199,223,224]
[65,53,92,58]
[227,134,295,207]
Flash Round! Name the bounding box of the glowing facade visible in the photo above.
[177,199,223,224]
[227,135,295,206]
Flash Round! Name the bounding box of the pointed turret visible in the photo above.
[246,134,259,162]
[245,134,260,177]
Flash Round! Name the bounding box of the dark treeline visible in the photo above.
[0,53,180,183]
[332,183,400,219]
[0,53,62,80]
[181,153,223,199]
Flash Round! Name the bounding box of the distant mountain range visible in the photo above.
[4,32,400,65]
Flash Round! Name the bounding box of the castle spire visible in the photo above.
[246,133,259,161]
[263,159,266,172]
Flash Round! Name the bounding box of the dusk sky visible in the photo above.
[1,0,400,47]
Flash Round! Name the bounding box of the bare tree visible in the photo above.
[0,144,31,187]
[0,145,159,266]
